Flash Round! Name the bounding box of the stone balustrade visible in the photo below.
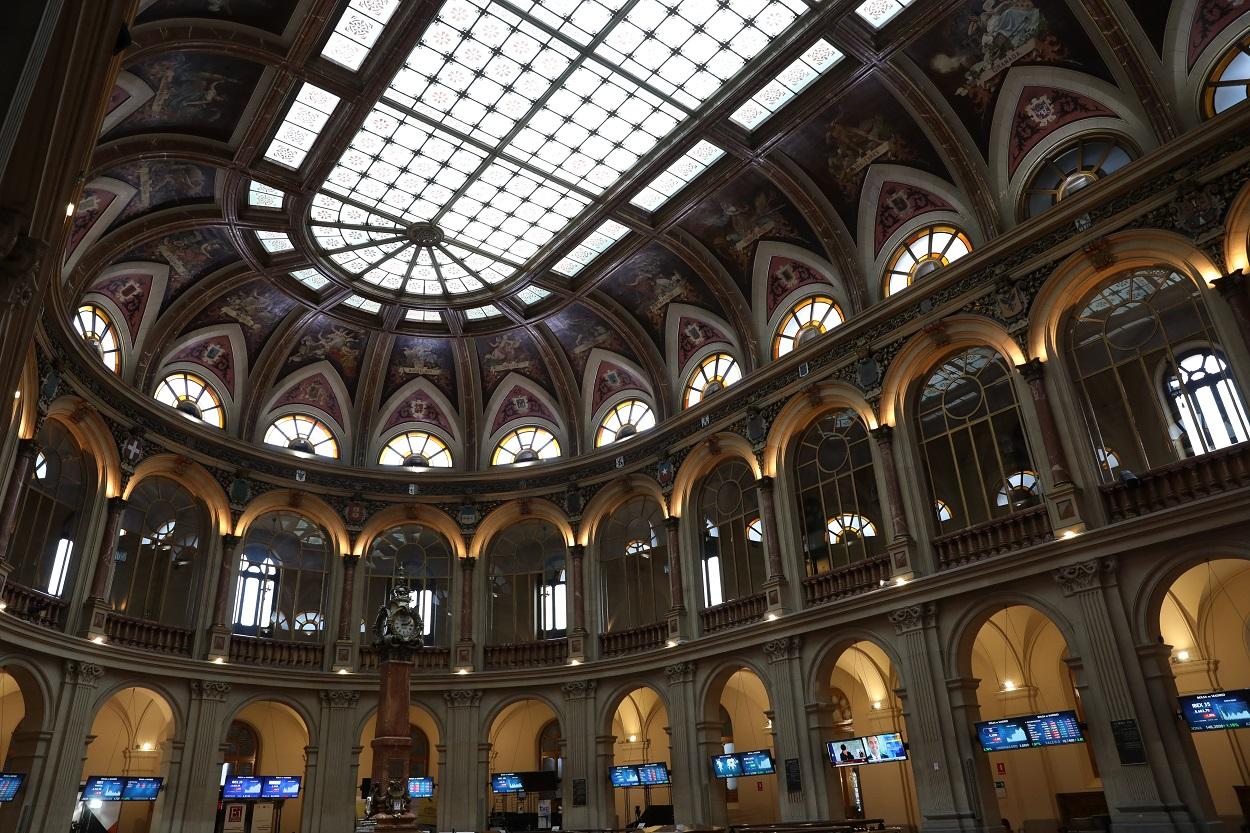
[933,506,1053,570]
[698,592,767,634]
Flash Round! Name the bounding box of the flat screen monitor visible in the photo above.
[82,776,125,801]
[408,777,434,799]
[710,753,742,780]
[519,771,559,792]
[609,766,640,788]
[637,762,670,785]
[738,750,776,776]
[222,776,263,799]
[1024,711,1085,747]
[827,732,909,767]
[1179,689,1250,732]
[260,776,302,799]
[120,777,162,801]
[491,773,524,794]
[976,717,1033,752]
[0,774,25,803]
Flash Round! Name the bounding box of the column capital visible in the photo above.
[561,679,596,700]
[341,553,360,567]
[106,495,127,513]
[664,514,680,530]
[64,660,104,688]
[569,543,585,559]
[665,661,695,685]
[762,635,800,663]
[888,602,936,634]
[1213,267,1247,297]
[1051,556,1117,596]
[222,533,240,549]
[869,424,893,444]
[459,555,477,571]
[1015,356,1045,382]
[755,474,774,492]
[443,689,483,708]
[190,680,231,702]
[320,689,360,709]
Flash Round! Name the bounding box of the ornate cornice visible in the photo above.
[1052,557,1118,596]
[888,603,936,634]
[443,689,483,708]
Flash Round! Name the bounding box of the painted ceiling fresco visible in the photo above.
[55,0,1250,464]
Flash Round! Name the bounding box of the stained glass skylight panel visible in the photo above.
[464,304,501,319]
[264,83,342,169]
[343,294,383,314]
[322,0,403,71]
[630,141,724,211]
[854,0,916,28]
[551,219,630,276]
[248,181,285,209]
[515,285,550,305]
[291,268,330,291]
[309,0,813,299]
[730,40,844,130]
[255,231,295,253]
[405,308,443,322]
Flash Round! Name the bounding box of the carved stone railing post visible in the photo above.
[454,556,476,671]
[1051,558,1216,829]
[81,496,127,640]
[26,661,103,831]
[762,636,818,820]
[441,690,484,832]
[561,680,600,829]
[568,544,587,662]
[870,426,918,577]
[0,437,36,571]
[756,476,790,615]
[1018,359,1085,536]
[1213,268,1250,348]
[308,690,362,833]
[887,604,998,831]
[664,516,687,643]
[333,554,359,671]
[207,533,238,662]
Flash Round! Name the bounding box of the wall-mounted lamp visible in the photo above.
[1002,680,1016,692]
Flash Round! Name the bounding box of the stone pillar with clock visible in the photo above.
[369,568,424,830]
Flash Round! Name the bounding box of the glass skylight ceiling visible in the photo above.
[730,39,844,130]
[309,0,811,300]
[854,0,915,28]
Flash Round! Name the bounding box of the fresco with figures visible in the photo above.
[136,0,301,33]
[119,228,237,306]
[475,329,547,395]
[282,315,370,396]
[384,336,458,404]
[104,53,264,142]
[544,304,639,376]
[185,280,299,364]
[599,244,719,346]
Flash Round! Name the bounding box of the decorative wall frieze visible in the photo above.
[443,689,483,708]
[888,603,936,634]
[1051,557,1118,596]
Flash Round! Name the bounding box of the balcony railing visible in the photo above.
[103,612,193,655]
[802,555,892,606]
[0,582,67,629]
[358,645,451,672]
[1101,443,1250,522]
[699,592,767,634]
[933,506,1053,570]
[484,639,569,669]
[599,622,667,657]
[228,635,323,668]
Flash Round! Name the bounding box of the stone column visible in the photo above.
[0,725,52,831]
[803,703,848,821]
[1052,558,1217,831]
[662,662,705,824]
[756,476,790,615]
[164,680,230,833]
[306,690,362,833]
[887,604,997,832]
[207,533,238,661]
[26,661,104,831]
[664,516,687,642]
[371,654,417,828]
[333,555,359,670]
[454,557,476,670]
[870,426,918,576]
[0,437,35,569]
[81,496,126,638]
[1018,359,1085,535]
[441,690,484,832]
[567,544,587,661]
[695,720,730,827]
[762,636,820,820]
[561,680,601,829]
[1213,268,1250,346]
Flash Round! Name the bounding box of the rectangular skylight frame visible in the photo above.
[464,304,502,320]
[322,0,403,72]
[551,219,630,276]
[854,0,916,29]
[405,308,443,322]
[290,268,330,291]
[515,285,551,305]
[629,140,724,212]
[255,231,295,253]
[264,83,343,170]
[729,39,845,130]
[343,294,383,314]
[248,181,285,209]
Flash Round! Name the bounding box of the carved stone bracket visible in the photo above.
[888,603,936,634]
[64,660,104,687]
[1052,557,1118,596]
[762,635,800,663]
[443,689,483,708]
[664,661,695,685]
[191,680,231,702]
[321,689,360,709]
[561,680,596,701]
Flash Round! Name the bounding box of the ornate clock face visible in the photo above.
[391,611,416,640]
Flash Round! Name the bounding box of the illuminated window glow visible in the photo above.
[322,0,403,71]
[996,471,1040,508]
[342,294,383,314]
[595,399,655,447]
[630,141,724,212]
[379,431,453,468]
[827,514,877,543]
[264,83,343,169]
[855,0,916,28]
[248,181,285,209]
[730,39,843,129]
[1204,35,1250,117]
[264,414,340,458]
[290,268,330,291]
[254,231,294,253]
[1023,138,1133,218]
[884,225,971,297]
[773,295,843,358]
[154,372,224,428]
[684,353,741,408]
[73,305,121,373]
[492,426,561,465]
[550,219,630,277]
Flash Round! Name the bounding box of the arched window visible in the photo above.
[794,409,885,575]
[595,399,655,447]
[363,524,453,646]
[409,725,431,778]
[486,519,567,643]
[883,225,971,297]
[72,304,121,374]
[9,421,92,599]
[538,719,563,777]
[684,353,742,407]
[264,414,340,458]
[1203,34,1250,117]
[699,460,766,608]
[111,476,207,630]
[1022,137,1134,219]
[154,371,224,428]
[491,426,561,465]
[233,512,331,642]
[597,496,670,634]
[773,295,844,358]
[223,721,260,780]
[1065,267,1250,481]
[378,430,452,468]
[915,347,1040,532]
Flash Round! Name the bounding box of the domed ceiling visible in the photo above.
[53,0,1221,469]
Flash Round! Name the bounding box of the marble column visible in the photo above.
[306,690,361,833]
[568,544,587,660]
[333,555,359,670]
[870,426,917,575]
[163,680,230,833]
[86,496,127,600]
[26,661,104,832]
[441,690,484,831]
[1018,359,1085,535]
[762,636,821,820]
[1213,268,1250,346]
[560,680,601,829]
[663,516,687,641]
[1052,558,1218,831]
[0,437,35,568]
[454,556,476,670]
[756,477,790,615]
[207,533,238,660]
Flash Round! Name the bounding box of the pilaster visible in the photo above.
[333,555,359,671]
[663,516,687,643]
[26,660,104,832]
[0,437,35,565]
[756,477,791,614]
[207,533,238,662]
[761,636,818,820]
[81,495,126,639]
[870,426,918,576]
[567,545,588,662]
[1017,359,1085,536]
[306,689,361,833]
[454,557,476,671]
[560,680,600,828]
[661,661,703,824]
[163,679,230,833]
[441,689,484,831]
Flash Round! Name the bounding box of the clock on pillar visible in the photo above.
[369,567,424,829]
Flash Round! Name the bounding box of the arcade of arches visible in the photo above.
[6,2,1250,833]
